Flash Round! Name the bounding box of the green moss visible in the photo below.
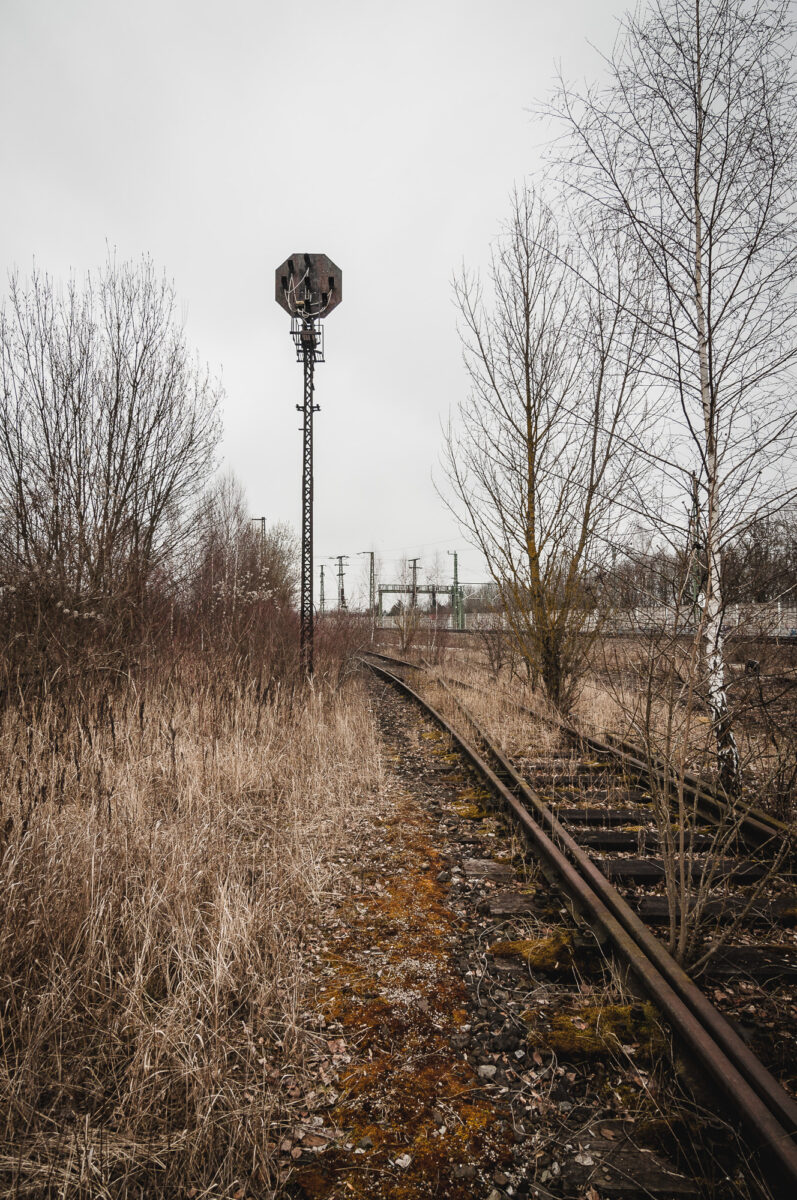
[530,1002,664,1060]
[452,801,487,820]
[458,786,492,803]
[489,929,574,972]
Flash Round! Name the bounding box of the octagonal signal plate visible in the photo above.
[275,253,342,318]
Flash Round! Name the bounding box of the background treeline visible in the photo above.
[0,256,372,1198]
[0,256,356,700]
[595,513,797,612]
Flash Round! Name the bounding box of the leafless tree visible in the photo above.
[389,556,422,655]
[188,471,298,663]
[549,0,797,788]
[442,186,651,711]
[0,256,222,646]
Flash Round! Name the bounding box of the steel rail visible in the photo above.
[597,731,790,845]
[362,656,797,1191]
[365,649,787,849]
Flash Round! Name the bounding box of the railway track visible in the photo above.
[359,649,797,1194]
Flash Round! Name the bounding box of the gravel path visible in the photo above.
[285,676,754,1199]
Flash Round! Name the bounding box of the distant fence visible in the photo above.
[376,602,797,638]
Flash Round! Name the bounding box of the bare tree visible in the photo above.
[0,256,222,642]
[443,186,650,712]
[550,0,797,788]
[389,556,422,655]
[188,471,298,659]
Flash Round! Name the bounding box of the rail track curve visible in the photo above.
[360,651,797,1194]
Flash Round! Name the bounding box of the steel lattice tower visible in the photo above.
[275,253,342,676]
[299,325,318,671]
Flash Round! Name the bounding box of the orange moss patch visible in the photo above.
[298,750,510,1198]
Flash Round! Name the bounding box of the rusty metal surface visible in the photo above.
[373,648,787,850]
[275,252,342,318]
[362,656,797,1192]
[595,730,790,844]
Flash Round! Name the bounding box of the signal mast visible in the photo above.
[275,253,342,675]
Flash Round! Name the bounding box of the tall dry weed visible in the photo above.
[0,659,381,1197]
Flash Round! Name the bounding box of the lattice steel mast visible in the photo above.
[298,331,318,664]
[275,253,342,675]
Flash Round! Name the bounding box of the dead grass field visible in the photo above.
[0,660,382,1197]
[397,634,797,818]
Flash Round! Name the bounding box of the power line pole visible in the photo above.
[448,550,462,630]
[358,551,376,639]
[330,555,349,610]
[251,517,266,576]
[275,253,342,676]
[319,563,325,615]
[409,557,420,609]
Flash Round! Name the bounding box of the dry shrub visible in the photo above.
[421,665,562,762]
[0,658,381,1197]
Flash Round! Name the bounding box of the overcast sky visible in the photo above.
[0,0,627,602]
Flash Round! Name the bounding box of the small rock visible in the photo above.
[492,1030,519,1051]
[395,1153,412,1169]
[436,870,451,883]
[431,1107,446,1126]
[357,1136,374,1150]
[453,1163,477,1180]
[478,1064,497,1080]
[493,1172,509,1186]
[487,1191,502,1200]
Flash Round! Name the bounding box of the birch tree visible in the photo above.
[550,0,797,789]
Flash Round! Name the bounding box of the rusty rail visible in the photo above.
[363,649,787,851]
[362,655,797,1193]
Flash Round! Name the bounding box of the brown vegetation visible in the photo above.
[0,654,381,1196]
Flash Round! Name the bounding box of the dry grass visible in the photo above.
[418,672,562,769]
[0,659,382,1197]
[427,640,796,804]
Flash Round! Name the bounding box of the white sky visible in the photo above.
[0,0,626,604]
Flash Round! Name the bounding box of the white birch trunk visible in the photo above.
[694,19,741,793]
[702,479,741,792]
[695,294,740,784]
